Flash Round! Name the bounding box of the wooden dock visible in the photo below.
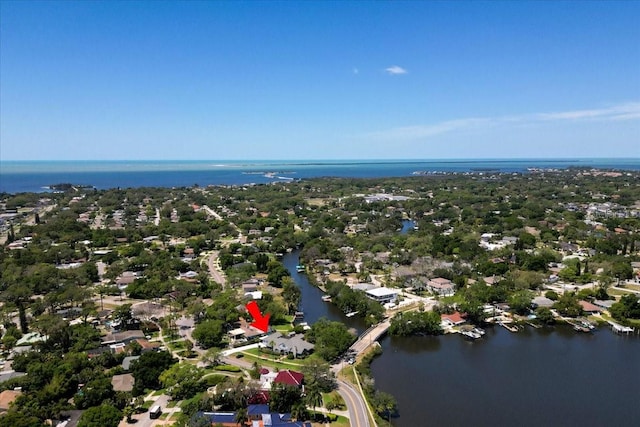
[499,321,520,333]
[607,320,635,334]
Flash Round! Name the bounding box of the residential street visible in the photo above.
[337,379,371,427]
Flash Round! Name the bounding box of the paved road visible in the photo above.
[337,379,370,427]
[120,394,170,427]
[205,251,227,286]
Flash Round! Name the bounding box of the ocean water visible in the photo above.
[1,158,639,194]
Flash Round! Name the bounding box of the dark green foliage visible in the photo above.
[389,311,443,336]
[192,319,226,349]
[159,363,206,400]
[610,294,640,321]
[266,260,290,287]
[77,404,123,427]
[324,280,384,322]
[535,307,555,324]
[269,383,303,413]
[553,293,584,318]
[305,318,356,361]
[75,376,115,409]
[0,412,47,427]
[130,351,176,395]
[508,290,533,315]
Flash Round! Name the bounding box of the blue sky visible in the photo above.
[1,1,639,160]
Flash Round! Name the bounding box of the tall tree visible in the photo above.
[281,278,302,315]
[77,404,122,427]
[304,383,323,415]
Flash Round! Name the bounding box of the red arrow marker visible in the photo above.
[246,301,270,333]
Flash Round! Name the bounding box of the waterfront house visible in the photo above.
[259,332,314,357]
[532,296,554,308]
[578,300,602,314]
[441,312,466,328]
[365,287,399,304]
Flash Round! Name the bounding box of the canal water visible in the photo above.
[283,248,640,426]
[281,250,366,334]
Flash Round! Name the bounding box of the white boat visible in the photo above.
[321,295,332,302]
[461,330,481,339]
[346,311,359,318]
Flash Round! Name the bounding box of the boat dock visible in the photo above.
[499,321,520,333]
[607,320,635,334]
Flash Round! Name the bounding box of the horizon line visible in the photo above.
[2,156,640,163]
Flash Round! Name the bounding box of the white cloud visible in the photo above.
[366,102,640,140]
[385,65,408,75]
[534,102,640,121]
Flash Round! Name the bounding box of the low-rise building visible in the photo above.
[441,312,466,328]
[425,278,455,296]
[365,287,398,304]
[259,332,314,356]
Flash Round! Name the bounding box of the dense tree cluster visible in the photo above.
[389,310,443,336]
[305,318,356,361]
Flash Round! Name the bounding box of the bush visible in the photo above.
[203,374,227,387]
[215,364,241,372]
[545,290,559,301]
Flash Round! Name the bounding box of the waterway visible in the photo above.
[281,250,366,335]
[372,326,640,426]
[282,249,640,425]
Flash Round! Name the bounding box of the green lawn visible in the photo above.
[308,412,350,427]
[168,340,187,350]
[238,350,307,371]
[608,288,634,296]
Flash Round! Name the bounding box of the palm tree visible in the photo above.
[235,407,248,426]
[291,402,307,421]
[374,391,396,426]
[305,384,323,418]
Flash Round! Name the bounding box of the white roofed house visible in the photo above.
[365,287,398,304]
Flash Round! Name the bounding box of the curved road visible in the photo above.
[337,379,371,427]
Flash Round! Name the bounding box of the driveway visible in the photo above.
[120,394,171,427]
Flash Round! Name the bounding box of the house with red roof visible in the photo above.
[440,312,466,328]
[274,370,304,388]
[579,300,602,314]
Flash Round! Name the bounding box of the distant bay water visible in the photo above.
[1,158,639,194]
